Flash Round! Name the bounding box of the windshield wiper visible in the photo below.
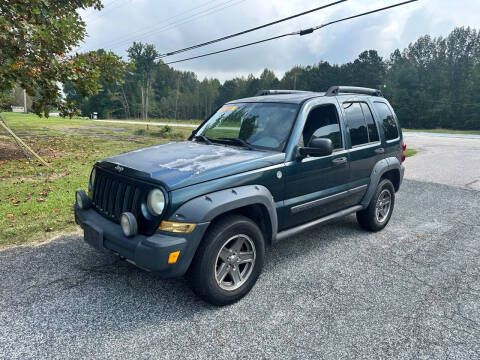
[219,137,255,150]
[193,135,213,145]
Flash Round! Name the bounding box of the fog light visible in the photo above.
[76,190,91,209]
[120,212,138,237]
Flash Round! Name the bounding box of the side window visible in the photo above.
[343,102,368,147]
[361,103,379,142]
[302,104,343,150]
[374,102,399,141]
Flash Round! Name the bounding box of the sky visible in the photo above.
[77,0,480,82]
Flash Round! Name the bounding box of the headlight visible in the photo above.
[90,168,96,186]
[88,168,96,194]
[147,189,165,216]
[76,190,91,209]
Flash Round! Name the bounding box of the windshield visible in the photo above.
[195,102,299,151]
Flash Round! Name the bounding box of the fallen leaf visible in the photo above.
[45,227,53,232]
[23,211,28,215]
[67,218,75,223]
[6,213,14,218]
[36,198,46,203]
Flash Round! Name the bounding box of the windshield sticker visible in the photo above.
[218,105,236,112]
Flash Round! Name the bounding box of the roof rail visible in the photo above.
[325,86,383,97]
[256,89,312,96]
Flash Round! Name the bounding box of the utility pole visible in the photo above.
[293,74,297,90]
[23,89,27,113]
[174,76,180,120]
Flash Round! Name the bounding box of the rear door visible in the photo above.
[341,100,383,206]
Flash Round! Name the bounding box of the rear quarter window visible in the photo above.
[373,102,399,141]
[343,102,369,146]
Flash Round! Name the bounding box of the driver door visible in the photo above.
[282,103,350,229]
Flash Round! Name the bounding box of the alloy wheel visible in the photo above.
[214,234,256,291]
[375,189,392,223]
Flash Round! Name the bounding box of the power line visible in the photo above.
[158,0,348,58]
[88,0,228,49]
[111,0,248,51]
[164,33,296,65]
[78,0,237,52]
[101,0,247,52]
[164,0,420,66]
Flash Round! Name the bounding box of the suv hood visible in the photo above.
[101,141,283,190]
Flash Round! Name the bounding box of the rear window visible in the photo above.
[374,102,399,141]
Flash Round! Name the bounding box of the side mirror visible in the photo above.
[299,138,333,158]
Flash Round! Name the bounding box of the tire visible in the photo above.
[356,178,395,232]
[187,214,265,306]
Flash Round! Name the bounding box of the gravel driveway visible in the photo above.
[1,135,479,359]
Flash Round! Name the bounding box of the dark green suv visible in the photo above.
[75,86,406,305]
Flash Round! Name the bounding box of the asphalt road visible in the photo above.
[1,135,480,359]
[95,119,198,128]
[404,133,480,190]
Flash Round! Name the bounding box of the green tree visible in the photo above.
[127,42,158,122]
[0,0,127,117]
[0,88,13,111]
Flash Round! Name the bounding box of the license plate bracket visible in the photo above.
[83,221,104,251]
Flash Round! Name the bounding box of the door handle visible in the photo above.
[375,148,385,154]
[332,157,347,165]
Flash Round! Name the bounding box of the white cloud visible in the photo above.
[78,0,480,81]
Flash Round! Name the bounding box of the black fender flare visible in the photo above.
[361,157,404,207]
[168,185,278,242]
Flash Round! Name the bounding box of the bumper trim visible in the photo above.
[75,205,209,278]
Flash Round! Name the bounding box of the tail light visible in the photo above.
[401,142,407,163]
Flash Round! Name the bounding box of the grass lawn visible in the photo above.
[0,112,192,248]
[405,148,417,157]
[403,128,480,135]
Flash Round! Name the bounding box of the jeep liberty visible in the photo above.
[75,86,406,305]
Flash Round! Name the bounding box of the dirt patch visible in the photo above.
[60,127,122,140]
[85,125,127,132]
[0,140,54,161]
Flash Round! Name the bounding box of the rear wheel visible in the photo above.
[357,178,395,232]
[187,214,265,306]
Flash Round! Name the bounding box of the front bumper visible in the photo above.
[74,205,209,278]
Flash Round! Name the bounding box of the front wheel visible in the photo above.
[356,178,395,232]
[187,214,265,306]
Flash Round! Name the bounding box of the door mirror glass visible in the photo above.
[299,138,333,158]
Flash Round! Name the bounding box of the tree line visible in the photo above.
[63,27,480,130]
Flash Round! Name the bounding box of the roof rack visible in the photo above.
[325,86,383,97]
[256,90,312,96]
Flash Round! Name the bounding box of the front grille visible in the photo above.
[92,169,143,222]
